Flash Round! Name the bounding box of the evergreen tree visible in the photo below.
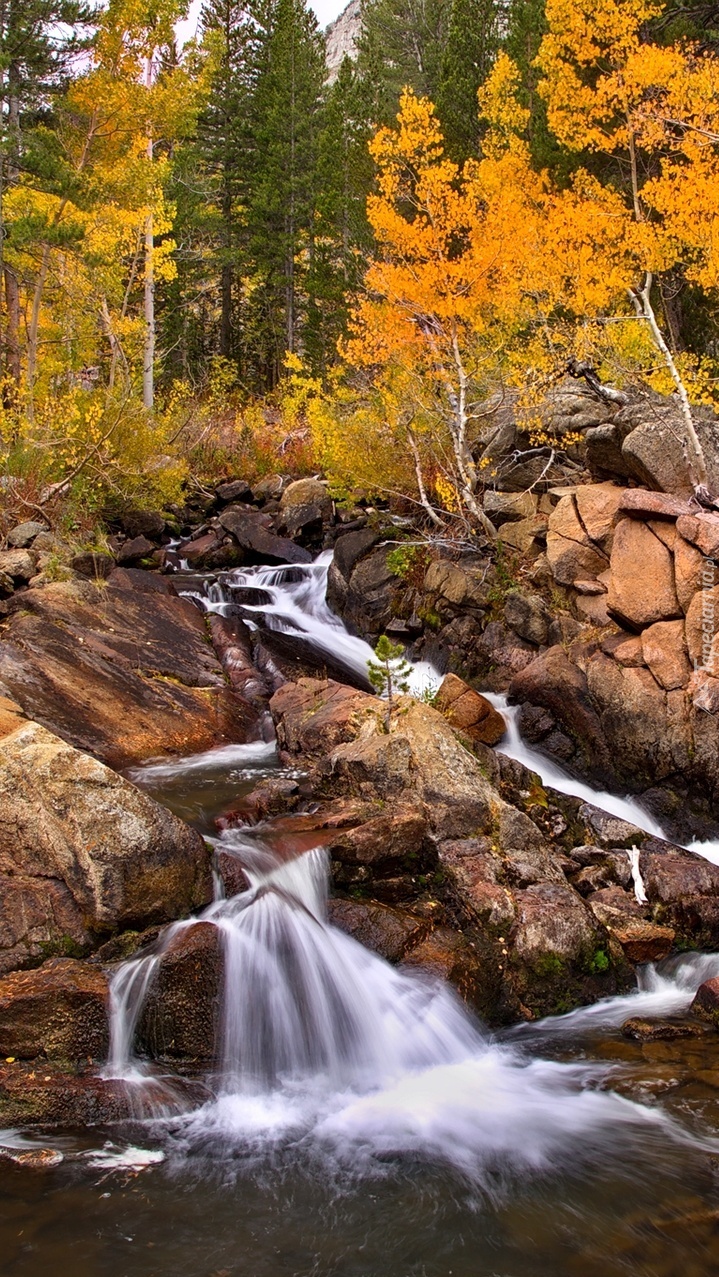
[356,0,450,125]
[247,0,324,386]
[437,0,501,161]
[307,55,373,370]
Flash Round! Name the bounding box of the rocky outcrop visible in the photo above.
[0,959,109,1060]
[0,722,212,974]
[0,574,257,766]
[434,672,506,745]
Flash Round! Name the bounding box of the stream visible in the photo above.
[3,553,719,1276]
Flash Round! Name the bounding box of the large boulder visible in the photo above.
[546,493,610,586]
[327,899,429,962]
[0,722,212,974]
[0,959,109,1060]
[606,519,681,628]
[0,577,256,767]
[434,673,506,745]
[218,507,312,564]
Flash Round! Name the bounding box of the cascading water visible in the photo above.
[100,550,719,1182]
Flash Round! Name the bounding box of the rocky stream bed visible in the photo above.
[3,414,719,1274]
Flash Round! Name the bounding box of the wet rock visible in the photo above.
[608,919,675,964]
[0,722,212,973]
[137,922,223,1061]
[509,647,612,775]
[71,551,115,579]
[179,531,244,571]
[0,578,253,767]
[208,612,270,712]
[272,678,379,757]
[215,851,250,898]
[216,479,253,504]
[402,928,488,1007]
[503,589,551,646]
[116,534,156,565]
[327,898,429,962]
[641,620,691,691]
[0,959,109,1060]
[219,508,312,565]
[511,882,602,971]
[327,800,434,879]
[579,805,645,848]
[622,1016,713,1041]
[434,673,506,745]
[607,518,681,629]
[0,1062,132,1127]
[691,977,719,1024]
[328,544,397,636]
[640,845,719,906]
[7,521,47,548]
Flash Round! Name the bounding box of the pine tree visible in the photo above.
[306,55,373,370]
[356,0,450,125]
[367,635,412,729]
[437,0,501,161]
[247,0,324,386]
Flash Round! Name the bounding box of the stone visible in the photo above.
[0,721,213,973]
[0,959,109,1060]
[401,928,487,1007]
[685,585,719,674]
[137,922,223,1061]
[574,482,625,549]
[675,535,717,612]
[7,521,47,548]
[0,578,255,767]
[691,672,719,714]
[676,512,719,560]
[498,515,548,554]
[208,613,270,709]
[622,1017,711,1041]
[585,423,637,480]
[641,619,691,690]
[434,673,506,745]
[326,899,429,963]
[620,401,719,497]
[578,804,644,847]
[509,647,612,775]
[546,495,609,585]
[0,694,25,741]
[618,490,695,521]
[279,477,333,521]
[607,919,675,964]
[438,839,515,930]
[71,551,115,579]
[640,844,719,905]
[0,548,36,581]
[178,531,244,571]
[116,509,166,540]
[116,535,155,565]
[105,567,178,595]
[216,479,253,504]
[328,543,397,636]
[219,507,312,564]
[606,518,681,629]
[252,474,285,501]
[424,560,470,606]
[0,1062,132,1128]
[331,529,380,583]
[692,977,719,1025]
[483,490,538,525]
[601,632,645,667]
[511,882,601,967]
[503,589,551,645]
[278,503,325,541]
[0,570,13,597]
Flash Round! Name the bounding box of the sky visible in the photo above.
[175,0,347,44]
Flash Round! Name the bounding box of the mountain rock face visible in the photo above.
[325,0,361,81]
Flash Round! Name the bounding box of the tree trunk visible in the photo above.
[142,55,154,411]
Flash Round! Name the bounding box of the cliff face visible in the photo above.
[325,0,361,81]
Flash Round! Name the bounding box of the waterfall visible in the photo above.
[99,549,719,1177]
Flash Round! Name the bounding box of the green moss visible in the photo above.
[532,952,565,978]
[588,948,610,974]
[37,935,85,961]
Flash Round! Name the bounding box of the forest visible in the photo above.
[2,0,719,540]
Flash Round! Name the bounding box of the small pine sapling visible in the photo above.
[367,635,412,729]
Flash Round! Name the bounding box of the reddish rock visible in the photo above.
[0,959,109,1060]
[511,882,600,967]
[546,494,609,585]
[674,535,718,612]
[608,919,675,964]
[607,519,681,629]
[685,585,719,675]
[327,899,429,962]
[178,531,243,570]
[0,694,26,741]
[116,535,155,565]
[618,490,695,520]
[402,929,486,1006]
[601,632,645,667]
[640,845,719,904]
[271,678,379,758]
[0,1062,132,1127]
[690,672,719,714]
[439,838,515,929]
[574,482,625,549]
[208,612,270,710]
[622,1017,711,1040]
[691,976,719,1024]
[641,620,691,691]
[0,578,254,767]
[137,922,223,1061]
[676,512,719,560]
[434,673,506,746]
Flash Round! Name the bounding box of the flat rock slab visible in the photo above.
[0,578,256,766]
[0,958,109,1059]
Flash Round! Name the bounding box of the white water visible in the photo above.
[101,550,719,1179]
